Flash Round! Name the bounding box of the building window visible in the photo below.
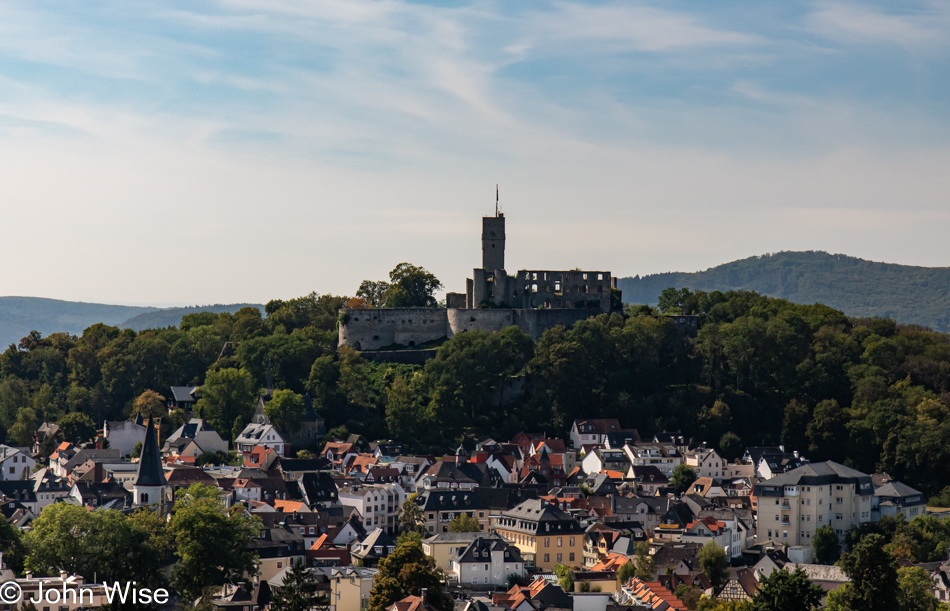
[569,553,575,562]
[544,538,550,547]
[557,537,562,547]
[544,554,550,563]
[556,554,562,563]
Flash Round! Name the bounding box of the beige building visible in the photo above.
[754,461,874,546]
[330,567,378,611]
[423,532,497,572]
[492,499,586,571]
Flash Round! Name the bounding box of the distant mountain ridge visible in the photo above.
[618,251,950,332]
[0,297,263,347]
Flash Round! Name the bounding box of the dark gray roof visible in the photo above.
[875,481,923,499]
[417,490,488,512]
[454,537,523,564]
[170,386,198,402]
[755,461,873,496]
[134,416,166,487]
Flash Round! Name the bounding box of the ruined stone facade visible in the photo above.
[338,212,620,352]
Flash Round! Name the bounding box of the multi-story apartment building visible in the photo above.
[338,482,406,534]
[683,447,728,479]
[415,489,490,534]
[623,443,683,476]
[753,461,874,545]
[492,499,586,571]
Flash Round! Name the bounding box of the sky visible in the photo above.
[1,0,949,306]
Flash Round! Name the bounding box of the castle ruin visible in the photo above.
[338,211,620,353]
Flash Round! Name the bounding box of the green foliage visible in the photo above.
[449,514,480,532]
[265,389,306,433]
[23,503,166,586]
[508,574,529,588]
[670,463,697,495]
[812,525,840,564]
[168,484,263,601]
[633,540,655,581]
[130,440,143,458]
[195,367,257,440]
[58,411,96,443]
[133,389,168,419]
[674,584,702,610]
[0,517,24,573]
[554,563,574,591]
[830,533,898,611]
[8,406,39,446]
[898,566,944,611]
[698,540,728,592]
[618,250,950,332]
[752,567,823,611]
[616,560,636,585]
[367,539,451,611]
[718,431,743,462]
[271,558,325,611]
[385,263,443,308]
[930,487,950,508]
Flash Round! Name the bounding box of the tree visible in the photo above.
[23,503,163,586]
[271,558,324,611]
[133,389,168,419]
[897,566,943,611]
[0,518,24,573]
[616,560,636,585]
[367,539,451,611]
[554,563,574,592]
[633,541,655,580]
[8,407,39,447]
[265,389,306,434]
[670,464,697,495]
[130,441,142,458]
[383,263,442,308]
[699,540,728,592]
[398,495,427,535]
[194,368,257,440]
[752,567,823,611]
[828,533,898,611]
[718,432,743,462]
[812,525,840,565]
[929,486,950,508]
[449,514,480,533]
[356,280,391,308]
[675,584,702,610]
[58,411,96,444]
[169,484,263,601]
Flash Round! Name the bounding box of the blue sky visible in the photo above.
[1,0,949,305]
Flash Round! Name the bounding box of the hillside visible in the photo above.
[0,297,157,348]
[0,297,264,347]
[618,251,950,332]
[119,303,264,331]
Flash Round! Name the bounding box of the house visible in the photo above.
[684,447,728,479]
[624,443,684,476]
[871,474,926,521]
[449,537,525,586]
[520,452,566,488]
[48,443,121,479]
[423,532,498,572]
[32,422,60,454]
[418,461,478,491]
[754,461,874,545]
[493,578,573,611]
[0,445,35,481]
[388,595,440,611]
[718,568,758,602]
[581,448,630,477]
[350,528,396,567]
[168,385,200,411]
[306,533,351,568]
[251,524,306,582]
[102,417,147,458]
[298,471,340,508]
[415,489,490,534]
[627,465,669,496]
[235,423,288,457]
[163,418,229,456]
[338,482,406,534]
[756,452,809,479]
[69,481,132,509]
[330,567,378,611]
[571,419,637,449]
[618,577,687,610]
[492,499,585,571]
[323,442,358,470]
[752,549,790,581]
[250,393,325,451]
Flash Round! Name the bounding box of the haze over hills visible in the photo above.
[618,251,950,333]
[0,297,263,348]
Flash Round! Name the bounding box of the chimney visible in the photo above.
[421,588,427,603]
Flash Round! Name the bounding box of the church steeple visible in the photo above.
[134,415,166,508]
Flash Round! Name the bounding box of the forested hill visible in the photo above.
[618,251,950,332]
[0,297,263,347]
[0,297,157,348]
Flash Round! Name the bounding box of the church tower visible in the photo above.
[133,415,167,509]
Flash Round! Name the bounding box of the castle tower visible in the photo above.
[133,415,167,509]
[481,213,505,271]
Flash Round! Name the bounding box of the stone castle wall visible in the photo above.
[338,307,605,352]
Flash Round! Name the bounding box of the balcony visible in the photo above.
[780,518,790,526]
[780,501,791,510]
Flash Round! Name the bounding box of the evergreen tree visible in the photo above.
[272,558,325,611]
[812,525,841,564]
[752,567,823,611]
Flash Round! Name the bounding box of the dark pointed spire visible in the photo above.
[135,415,165,487]
[266,357,274,396]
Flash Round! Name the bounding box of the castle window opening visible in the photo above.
[598,273,604,280]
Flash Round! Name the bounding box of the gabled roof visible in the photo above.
[169,386,199,402]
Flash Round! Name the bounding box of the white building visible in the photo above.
[0,445,36,480]
[623,443,683,476]
[449,537,525,586]
[754,461,874,545]
[338,482,406,534]
[684,447,727,479]
[235,423,287,457]
[103,418,147,458]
